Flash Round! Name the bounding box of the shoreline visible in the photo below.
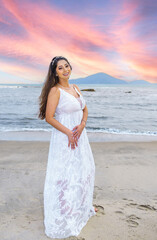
[0,130,157,142]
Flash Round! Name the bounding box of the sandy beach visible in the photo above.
[0,140,157,240]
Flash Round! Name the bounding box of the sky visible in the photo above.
[0,0,157,84]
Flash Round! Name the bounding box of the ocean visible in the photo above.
[0,84,157,137]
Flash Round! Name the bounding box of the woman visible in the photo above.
[38,56,97,239]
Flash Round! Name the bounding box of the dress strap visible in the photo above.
[72,84,81,97]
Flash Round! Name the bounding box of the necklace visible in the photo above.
[57,83,71,90]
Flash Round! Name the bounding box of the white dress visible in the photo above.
[43,85,96,239]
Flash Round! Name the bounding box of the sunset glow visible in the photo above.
[0,0,157,83]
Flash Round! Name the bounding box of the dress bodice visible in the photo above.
[55,85,86,116]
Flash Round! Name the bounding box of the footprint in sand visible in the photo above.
[115,210,124,215]
[127,219,139,227]
[128,203,138,206]
[137,204,157,211]
[94,186,103,191]
[122,198,134,202]
[126,214,140,228]
[93,204,105,215]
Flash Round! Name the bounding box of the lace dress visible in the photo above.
[43,85,96,239]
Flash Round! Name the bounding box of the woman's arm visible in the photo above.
[81,105,88,127]
[45,86,78,149]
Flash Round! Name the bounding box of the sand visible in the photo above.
[0,141,157,240]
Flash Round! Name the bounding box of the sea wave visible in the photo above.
[0,128,51,132]
[0,86,23,88]
[0,85,41,88]
[87,127,157,136]
[0,127,157,136]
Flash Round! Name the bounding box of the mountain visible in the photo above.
[128,80,151,85]
[69,72,154,85]
[1,72,155,85]
[69,72,128,84]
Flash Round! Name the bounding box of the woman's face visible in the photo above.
[56,59,71,80]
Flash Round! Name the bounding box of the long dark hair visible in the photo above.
[38,56,72,120]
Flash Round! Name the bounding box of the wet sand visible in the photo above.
[0,141,157,240]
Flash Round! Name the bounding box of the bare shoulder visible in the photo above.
[72,84,82,95]
[48,85,60,98]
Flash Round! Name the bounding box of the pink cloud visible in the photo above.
[109,1,157,82]
[1,0,120,82]
[0,59,44,81]
[0,0,156,83]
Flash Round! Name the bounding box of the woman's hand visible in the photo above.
[67,130,78,149]
[72,122,85,140]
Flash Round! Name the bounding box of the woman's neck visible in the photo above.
[57,82,71,90]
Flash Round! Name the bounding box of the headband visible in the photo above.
[51,56,64,66]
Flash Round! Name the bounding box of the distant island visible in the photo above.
[69,72,155,85]
[0,72,156,85]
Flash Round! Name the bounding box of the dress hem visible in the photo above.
[44,206,96,239]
